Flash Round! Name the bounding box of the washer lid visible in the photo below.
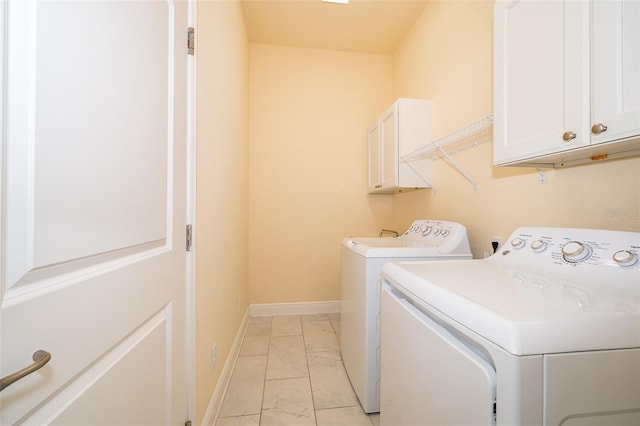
[342,237,471,258]
[342,220,472,258]
[381,259,640,355]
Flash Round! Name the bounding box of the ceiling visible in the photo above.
[241,0,430,55]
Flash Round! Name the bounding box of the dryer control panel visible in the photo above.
[495,227,640,281]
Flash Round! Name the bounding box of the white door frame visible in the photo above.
[186,0,198,421]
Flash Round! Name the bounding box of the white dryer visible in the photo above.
[340,220,471,413]
[380,227,640,425]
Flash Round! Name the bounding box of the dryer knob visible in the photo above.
[530,240,548,252]
[612,250,638,267]
[561,241,592,263]
[510,238,526,249]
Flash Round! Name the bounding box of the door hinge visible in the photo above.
[186,224,193,252]
[187,27,195,55]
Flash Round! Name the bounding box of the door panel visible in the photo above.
[24,309,170,425]
[1,1,189,424]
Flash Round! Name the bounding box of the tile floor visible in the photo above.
[215,313,380,426]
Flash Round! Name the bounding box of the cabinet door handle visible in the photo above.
[591,123,608,135]
[562,131,577,141]
[0,350,51,392]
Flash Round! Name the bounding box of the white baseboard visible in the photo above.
[249,300,340,317]
[201,307,250,426]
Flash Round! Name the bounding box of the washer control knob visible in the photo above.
[422,226,432,236]
[432,228,442,236]
[530,240,548,252]
[612,250,638,267]
[441,229,450,237]
[561,241,592,263]
[511,237,526,249]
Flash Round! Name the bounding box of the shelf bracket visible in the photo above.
[404,160,434,190]
[437,146,478,191]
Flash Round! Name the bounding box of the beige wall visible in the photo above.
[391,0,640,257]
[196,1,249,423]
[248,44,393,304]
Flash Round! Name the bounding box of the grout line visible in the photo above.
[258,316,272,425]
[300,315,318,425]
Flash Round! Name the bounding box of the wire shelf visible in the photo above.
[401,114,493,162]
[400,114,494,191]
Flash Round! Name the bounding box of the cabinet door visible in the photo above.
[591,0,640,144]
[367,122,381,193]
[379,104,398,190]
[494,0,590,165]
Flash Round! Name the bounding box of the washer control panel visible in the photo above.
[497,227,640,271]
[402,220,467,243]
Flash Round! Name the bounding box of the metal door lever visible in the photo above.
[0,350,51,391]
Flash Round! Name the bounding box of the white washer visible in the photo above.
[380,227,640,425]
[340,220,471,413]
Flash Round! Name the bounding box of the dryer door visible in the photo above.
[380,283,497,426]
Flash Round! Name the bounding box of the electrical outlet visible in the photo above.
[491,236,503,253]
[211,344,217,370]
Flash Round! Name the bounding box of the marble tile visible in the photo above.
[266,335,308,379]
[240,333,270,356]
[245,317,272,336]
[300,313,329,321]
[316,406,373,426]
[271,315,302,336]
[302,320,340,352]
[261,378,315,426]
[218,355,267,417]
[328,313,340,335]
[307,351,358,409]
[215,414,260,426]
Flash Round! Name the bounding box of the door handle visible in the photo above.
[0,350,51,391]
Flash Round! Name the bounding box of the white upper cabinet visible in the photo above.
[591,0,640,144]
[367,99,432,194]
[493,0,640,167]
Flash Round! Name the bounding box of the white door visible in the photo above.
[1,1,190,424]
